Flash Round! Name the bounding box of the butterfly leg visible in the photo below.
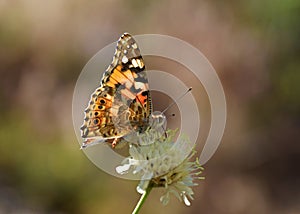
[112,138,120,148]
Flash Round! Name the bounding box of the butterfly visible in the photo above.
[80,33,152,149]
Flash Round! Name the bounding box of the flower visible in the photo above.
[154,152,204,206]
[116,128,204,206]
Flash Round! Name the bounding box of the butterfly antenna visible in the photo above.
[161,87,192,114]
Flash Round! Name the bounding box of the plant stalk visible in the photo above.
[132,184,153,214]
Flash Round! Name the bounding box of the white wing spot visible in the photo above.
[136,59,143,68]
[132,59,138,68]
[132,43,138,49]
[122,56,128,64]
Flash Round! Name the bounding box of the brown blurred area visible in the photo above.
[1,0,300,213]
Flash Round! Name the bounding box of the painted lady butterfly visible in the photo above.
[80,33,152,148]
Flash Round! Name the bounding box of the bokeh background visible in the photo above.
[1,0,300,213]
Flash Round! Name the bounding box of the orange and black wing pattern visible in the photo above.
[80,33,152,148]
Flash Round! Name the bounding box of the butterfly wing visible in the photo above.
[80,33,152,148]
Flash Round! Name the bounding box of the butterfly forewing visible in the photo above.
[80,33,152,148]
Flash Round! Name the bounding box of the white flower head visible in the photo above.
[154,152,204,206]
[116,125,204,206]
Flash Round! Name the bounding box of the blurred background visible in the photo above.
[0,0,300,213]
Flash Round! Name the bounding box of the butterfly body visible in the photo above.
[80,33,152,148]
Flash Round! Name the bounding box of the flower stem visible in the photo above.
[132,184,153,214]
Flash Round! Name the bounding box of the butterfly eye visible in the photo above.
[98,105,104,110]
[93,119,99,125]
[94,112,99,116]
[100,99,106,104]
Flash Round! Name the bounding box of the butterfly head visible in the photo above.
[149,111,167,130]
